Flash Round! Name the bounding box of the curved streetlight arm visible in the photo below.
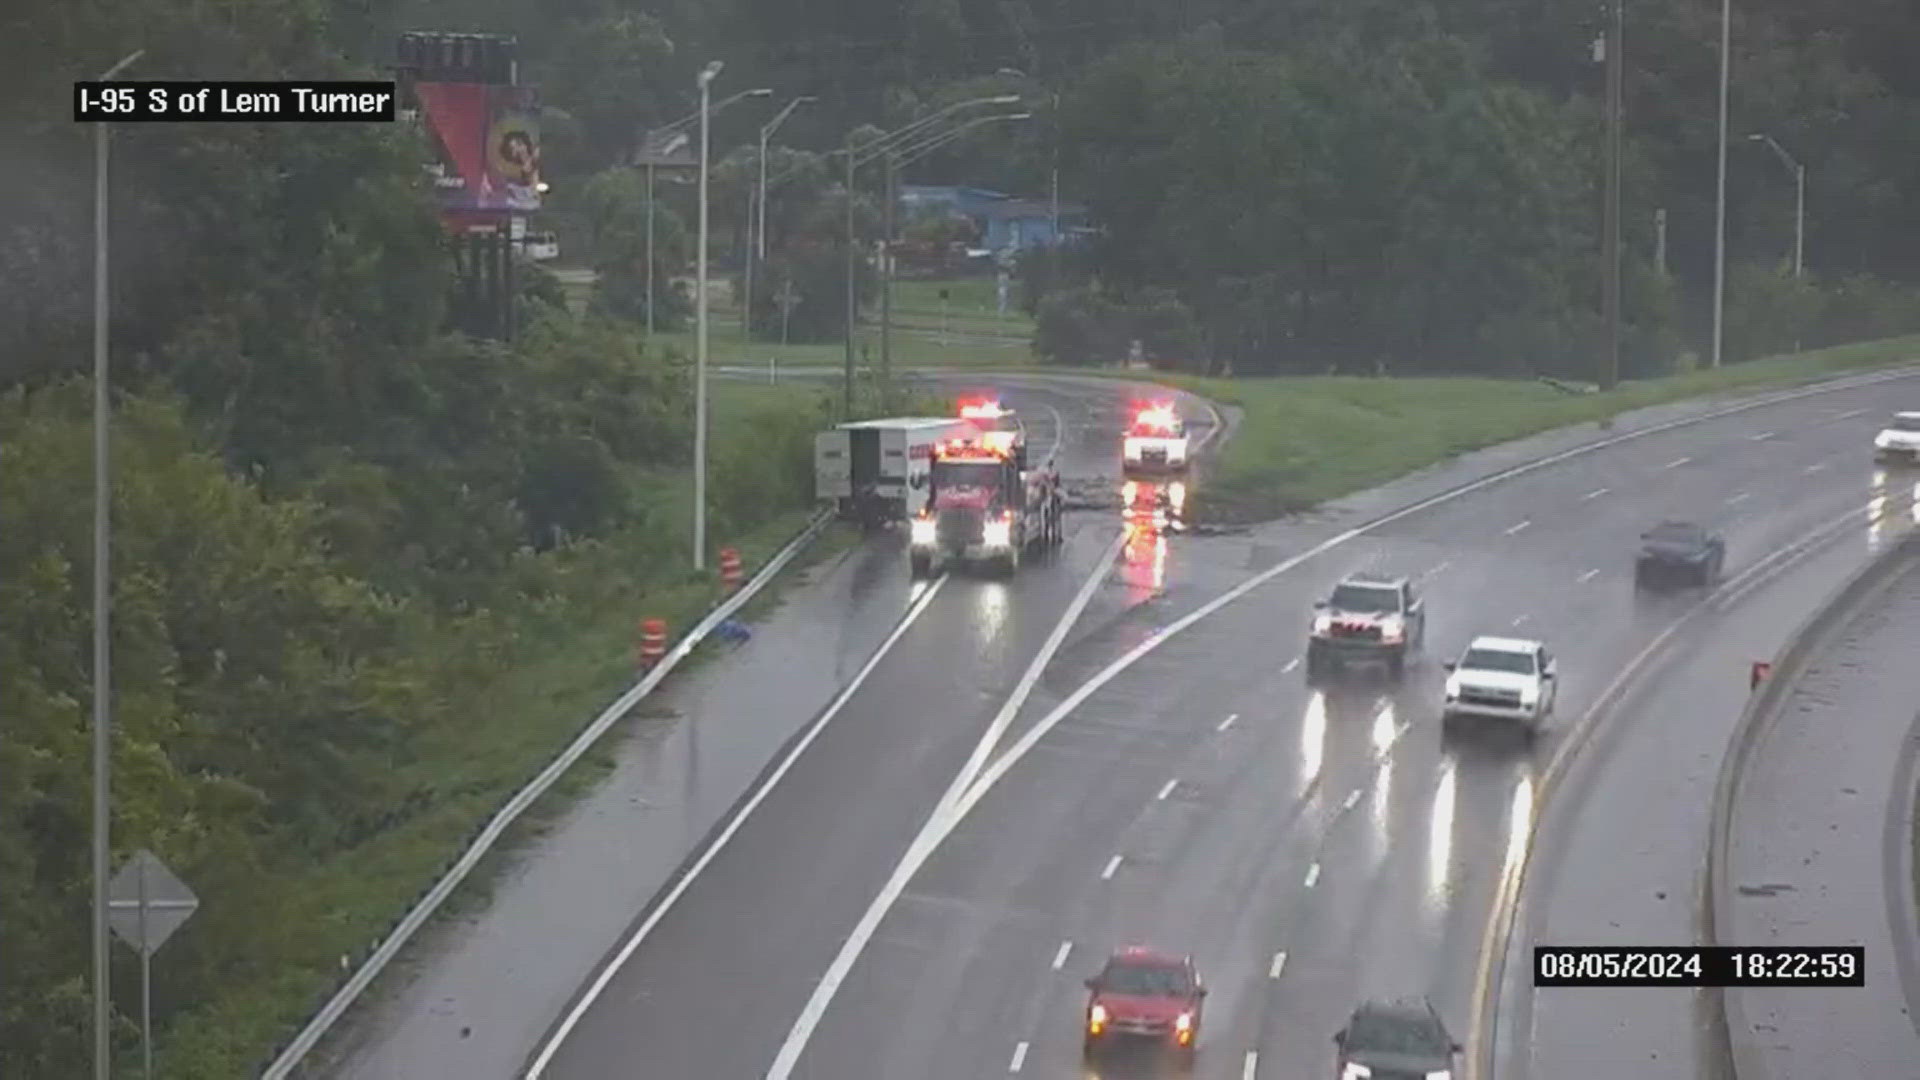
[761,95,816,141]
[1746,132,1801,175]
[657,85,773,135]
[887,112,1031,172]
[850,93,1022,165]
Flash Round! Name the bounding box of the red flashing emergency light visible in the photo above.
[1131,402,1179,433]
[937,438,1006,460]
[959,398,1005,420]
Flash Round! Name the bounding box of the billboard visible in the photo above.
[416,81,541,216]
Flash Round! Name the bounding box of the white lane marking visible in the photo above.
[1505,520,1531,535]
[1156,778,1178,801]
[1305,863,1321,888]
[938,530,1129,818]
[1666,456,1692,468]
[1217,712,1238,732]
[1282,656,1301,674]
[1577,568,1601,583]
[1750,431,1775,441]
[1101,854,1123,880]
[1511,614,1530,627]
[1805,461,1829,474]
[1009,1040,1029,1073]
[1270,951,1289,978]
[1727,491,1752,505]
[1836,407,1870,419]
[1583,487,1610,500]
[1244,1050,1259,1079]
[765,365,1920,1078]
[1342,788,1363,811]
[526,575,951,1076]
[1424,559,1454,578]
[1051,941,1072,970]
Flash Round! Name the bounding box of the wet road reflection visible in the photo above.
[1427,759,1456,903]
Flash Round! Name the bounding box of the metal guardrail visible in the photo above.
[1705,528,1920,1078]
[258,508,835,1077]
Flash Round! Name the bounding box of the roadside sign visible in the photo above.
[109,849,199,956]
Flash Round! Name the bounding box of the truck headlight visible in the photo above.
[1380,617,1404,643]
[1520,689,1540,710]
[1342,1065,1373,1079]
[1425,1072,1452,1080]
[1124,442,1142,460]
[1175,1012,1192,1032]
[1313,615,1333,634]
[911,518,935,545]
[983,518,1011,547]
[1088,1003,1107,1033]
[1444,679,1460,701]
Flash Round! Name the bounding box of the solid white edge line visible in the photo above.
[1342,789,1363,811]
[1156,778,1179,801]
[1428,559,1454,576]
[524,573,949,1077]
[1101,854,1123,880]
[1217,713,1238,732]
[1511,614,1530,627]
[1577,568,1601,583]
[764,362,1920,1078]
[938,530,1129,818]
[1009,1040,1029,1072]
[1505,520,1532,535]
[1305,863,1321,888]
[1244,1050,1259,1079]
[1270,951,1288,979]
[1052,941,1072,970]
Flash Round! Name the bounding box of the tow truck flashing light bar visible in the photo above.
[959,399,1005,419]
[1132,402,1178,429]
[1534,945,1863,987]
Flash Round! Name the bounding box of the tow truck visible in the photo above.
[909,430,1063,578]
[1122,401,1190,476]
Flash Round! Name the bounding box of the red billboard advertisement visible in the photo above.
[416,81,540,219]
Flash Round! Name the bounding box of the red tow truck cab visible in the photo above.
[908,433,1063,578]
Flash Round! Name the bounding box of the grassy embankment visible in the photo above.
[162,378,873,1076]
[562,272,1038,371]
[1130,334,1920,523]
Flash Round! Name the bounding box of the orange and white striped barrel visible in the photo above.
[718,547,743,592]
[637,618,668,669]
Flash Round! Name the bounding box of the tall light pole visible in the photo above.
[746,96,813,343]
[694,60,721,572]
[878,112,1032,391]
[639,87,769,334]
[1710,0,1731,368]
[93,48,143,1080]
[1748,132,1804,277]
[1600,0,1623,391]
[840,93,1023,412]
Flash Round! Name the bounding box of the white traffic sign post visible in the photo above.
[109,849,198,1079]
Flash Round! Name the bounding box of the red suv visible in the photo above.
[1083,948,1207,1062]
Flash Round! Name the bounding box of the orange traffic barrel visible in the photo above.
[637,618,668,669]
[718,547,743,592]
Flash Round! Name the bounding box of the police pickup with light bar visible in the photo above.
[1122,402,1190,475]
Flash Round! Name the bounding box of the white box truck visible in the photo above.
[814,417,979,527]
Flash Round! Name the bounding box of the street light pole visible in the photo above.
[843,136,856,416]
[1747,133,1805,278]
[1600,0,1623,391]
[93,49,143,1080]
[645,160,656,333]
[1710,0,1731,368]
[749,96,813,345]
[694,61,721,572]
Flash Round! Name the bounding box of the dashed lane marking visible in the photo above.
[1305,863,1321,888]
[1666,456,1691,468]
[1101,855,1122,880]
[1342,788,1362,811]
[1009,1040,1028,1072]
[1728,491,1752,505]
[1505,520,1532,535]
[1217,713,1238,732]
[1156,778,1178,801]
[1270,951,1288,978]
[1051,941,1072,970]
[1577,568,1601,583]
[1244,1051,1259,1079]
[1583,487,1610,500]
[1282,657,1301,674]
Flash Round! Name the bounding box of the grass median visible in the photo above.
[1127,335,1920,523]
[158,379,865,1076]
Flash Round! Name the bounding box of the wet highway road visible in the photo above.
[734,374,1919,1080]
[527,368,1920,1079]
[526,375,1221,1079]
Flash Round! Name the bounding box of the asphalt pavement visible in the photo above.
[1721,536,1920,1076]
[324,375,1204,1078]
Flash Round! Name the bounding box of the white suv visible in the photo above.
[1442,636,1557,734]
[1874,411,1920,465]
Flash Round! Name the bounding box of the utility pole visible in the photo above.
[880,155,895,401]
[93,47,144,1080]
[1655,208,1668,277]
[693,61,720,571]
[843,136,856,416]
[1710,0,1731,367]
[1601,0,1624,390]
